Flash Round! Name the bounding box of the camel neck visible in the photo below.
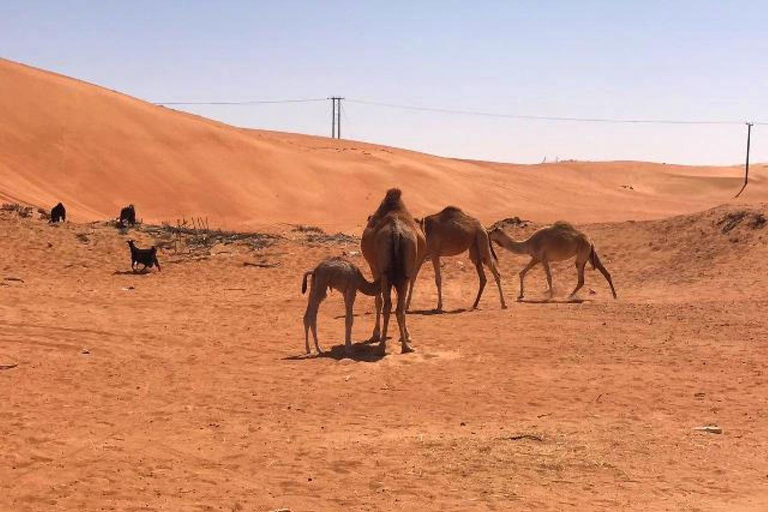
[495,233,529,254]
[358,276,381,296]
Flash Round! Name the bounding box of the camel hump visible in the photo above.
[380,188,404,212]
[441,205,464,215]
[384,188,402,201]
[551,220,577,231]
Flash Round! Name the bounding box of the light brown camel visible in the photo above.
[362,188,426,353]
[302,257,380,356]
[412,206,507,311]
[488,221,617,300]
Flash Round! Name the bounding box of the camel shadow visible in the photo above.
[517,298,590,304]
[283,340,386,362]
[409,308,467,316]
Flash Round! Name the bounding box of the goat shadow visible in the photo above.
[112,269,154,276]
[284,339,386,362]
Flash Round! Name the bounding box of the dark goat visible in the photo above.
[127,240,161,272]
[49,202,66,223]
[119,204,136,226]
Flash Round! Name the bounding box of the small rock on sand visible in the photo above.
[694,425,722,434]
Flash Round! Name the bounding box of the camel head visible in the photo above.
[487,227,504,245]
[413,217,425,234]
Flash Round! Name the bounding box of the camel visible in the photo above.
[413,207,507,312]
[301,257,380,356]
[361,188,426,353]
[488,221,617,300]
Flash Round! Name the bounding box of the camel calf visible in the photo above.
[489,222,617,300]
[302,257,380,356]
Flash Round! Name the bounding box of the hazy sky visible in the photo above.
[2,1,766,164]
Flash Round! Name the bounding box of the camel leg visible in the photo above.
[570,259,587,299]
[542,261,554,300]
[432,255,443,312]
[303,300,321,355]
[518,258,539,300]
[593,256,618,299]
[380,277,392,353]
[478,231,507,309]
[405,257,424,311]
[470,257,487,310]
[396,282,414,353]
[343,290,356,355]
[370,292,382,342]
[488,261,507,310]
[310,321,321,354]
[303,314,311,355]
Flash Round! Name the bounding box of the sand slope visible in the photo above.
[1,58,766,231]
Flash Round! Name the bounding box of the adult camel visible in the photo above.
[414,206,506,312]
[362,188,426,353]
[488,222,617,300]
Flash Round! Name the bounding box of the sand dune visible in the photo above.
[1,58,766,232]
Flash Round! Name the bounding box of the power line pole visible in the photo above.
[735,122,754,198]
[329,97,344,139]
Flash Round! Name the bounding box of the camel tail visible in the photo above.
[301,271,313,294]
[588,245,598,270]
[487,231,499,262]
[387,228,407,286]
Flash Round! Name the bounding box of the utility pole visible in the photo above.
[329,97,344,139]
[735,122,754,198]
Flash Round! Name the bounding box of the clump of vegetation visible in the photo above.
[143,222,279,253]
[292,224,359,245]
[305,231,359,245]
[292,224,324,234]
[488,216,531,231]
[717,210,767,234]
[1,203,34,218]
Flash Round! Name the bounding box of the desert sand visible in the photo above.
[2,59,768,511]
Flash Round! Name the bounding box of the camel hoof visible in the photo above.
[501,304,508,310]
[401,343,415,354]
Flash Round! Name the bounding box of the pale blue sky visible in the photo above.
[2,1,766,164]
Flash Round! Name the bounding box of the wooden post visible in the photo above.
[735,122,754,198]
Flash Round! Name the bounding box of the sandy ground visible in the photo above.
[2,203,767,511]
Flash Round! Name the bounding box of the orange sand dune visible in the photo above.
[1,58,765,232]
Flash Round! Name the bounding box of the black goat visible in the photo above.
[127,240,161,272]
[119,204,136,226]
[49,202,66,223]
